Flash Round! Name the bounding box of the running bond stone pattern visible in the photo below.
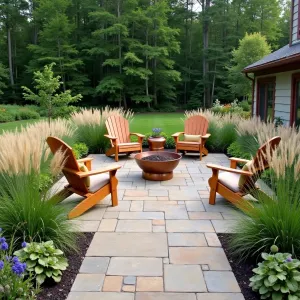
[63,153,245,300]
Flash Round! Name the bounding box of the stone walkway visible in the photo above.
[63,153,245,300]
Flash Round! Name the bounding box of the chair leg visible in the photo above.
[208,170,219,205]
[199,145,203,161]
[110,174,118,207]
[115,148,119,162]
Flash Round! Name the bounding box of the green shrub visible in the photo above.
[250,247,300,299]
[14,241,68,285]
[0,110,14,123]
[16,108,40,120]
[0,171,77,253]
[0,230,38,299]
[155,102,178,112]
[72,143,89,159]
[141,132,175,149]
[239,100,250,112]
[39,173,54,192]
[227,141,251,159]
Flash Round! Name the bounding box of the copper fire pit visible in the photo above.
[135,151,182,181]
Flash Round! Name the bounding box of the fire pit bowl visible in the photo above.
[134,151,182,181]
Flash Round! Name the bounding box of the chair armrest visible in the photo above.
[130,133,145,138]
[201,133,211,139]
[64,165,122,178]
[172,132,184,137]
[206,163,253,176]
[104,134,117,140]
[77,157,94,163]
[229,157,251,164]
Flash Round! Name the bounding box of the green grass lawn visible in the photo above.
[130,113,184,135]
[0,113,184,135]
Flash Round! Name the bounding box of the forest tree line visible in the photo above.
[0,0,290,109]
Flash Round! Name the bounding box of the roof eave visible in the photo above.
[243,53,300,73]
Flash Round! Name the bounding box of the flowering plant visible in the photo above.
[250,245,300,299]
[14,240,68,284]
[0,228,37,299]
[151,128,162,138]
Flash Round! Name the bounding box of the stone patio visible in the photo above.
[63,153,245,300]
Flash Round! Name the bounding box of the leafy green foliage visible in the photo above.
[0,63,8,96]
[14,241,68,285]
[250,250,300,299]
[72,143,89,159]
[0,110,15,123]
[22,63,82,122]
[228,33,271,98]
[0,171,77,253]
[227,141,251,160]
[140,132,175,149]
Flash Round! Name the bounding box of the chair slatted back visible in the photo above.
[185,115,209,136]
[46,137,88,194]
[106,115,130,144]
[241,136,281,192]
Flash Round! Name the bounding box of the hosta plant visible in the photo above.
[250,246,300,300]
[14,241,68,285]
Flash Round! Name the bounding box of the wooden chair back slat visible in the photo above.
[46,137,88,194]
[106,115,130,143]
[185,116,208,136]
[242,136,281,192]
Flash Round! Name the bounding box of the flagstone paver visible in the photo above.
[66,154,245,299]
[87,233,168,257]
[79,257,110,274]
[204,271,241,292]
[107,257,163,276]
[164,265,207,292]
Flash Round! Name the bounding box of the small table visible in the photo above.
[147,137,166,151]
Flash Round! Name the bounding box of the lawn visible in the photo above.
[0,119,41,133]
[130,113,184,135]
[0,113,184,135]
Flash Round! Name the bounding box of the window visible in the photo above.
[291,73,300,126]
[256,77,276,122]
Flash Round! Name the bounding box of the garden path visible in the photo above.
[62,153,245,300]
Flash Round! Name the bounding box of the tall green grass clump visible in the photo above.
[230,133,300,260]
[72,107,134,153]
[0,170,77,253]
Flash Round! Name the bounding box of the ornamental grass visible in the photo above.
[229,128,300,260]
[71,106,134,153]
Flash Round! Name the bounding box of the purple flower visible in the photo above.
[285,257,293,262]
[12,257,18,263]
[0,237,5,243]
[0,260,4,270]
[0,242,8,251]
[11,261,26,276]
[21,241,27,248]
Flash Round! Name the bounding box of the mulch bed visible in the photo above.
[37,232,94,300]
[142,154,175,161]
[217,233,260,300]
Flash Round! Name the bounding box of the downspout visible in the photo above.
[245,72,255,116]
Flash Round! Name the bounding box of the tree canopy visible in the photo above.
[0,0,291,108]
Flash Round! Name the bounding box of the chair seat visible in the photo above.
[88,173,110,193]
[218,172,240,192]
[119,142,140,147]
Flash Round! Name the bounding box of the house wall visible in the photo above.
[292,0,300,44]
[253,71,295,124]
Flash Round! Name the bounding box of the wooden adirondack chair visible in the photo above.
[105,115,145,162]
[207,136,281,207]
[46,136,121,219]
[172,115,211,160]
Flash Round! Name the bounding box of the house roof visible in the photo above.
[244,43,300,73]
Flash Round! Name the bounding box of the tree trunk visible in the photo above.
[153,0,158,107]
[201,0,211,108]
[7,28,14,86]
[145,28,150,108]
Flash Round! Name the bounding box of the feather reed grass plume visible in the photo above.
[0,119,74,174]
